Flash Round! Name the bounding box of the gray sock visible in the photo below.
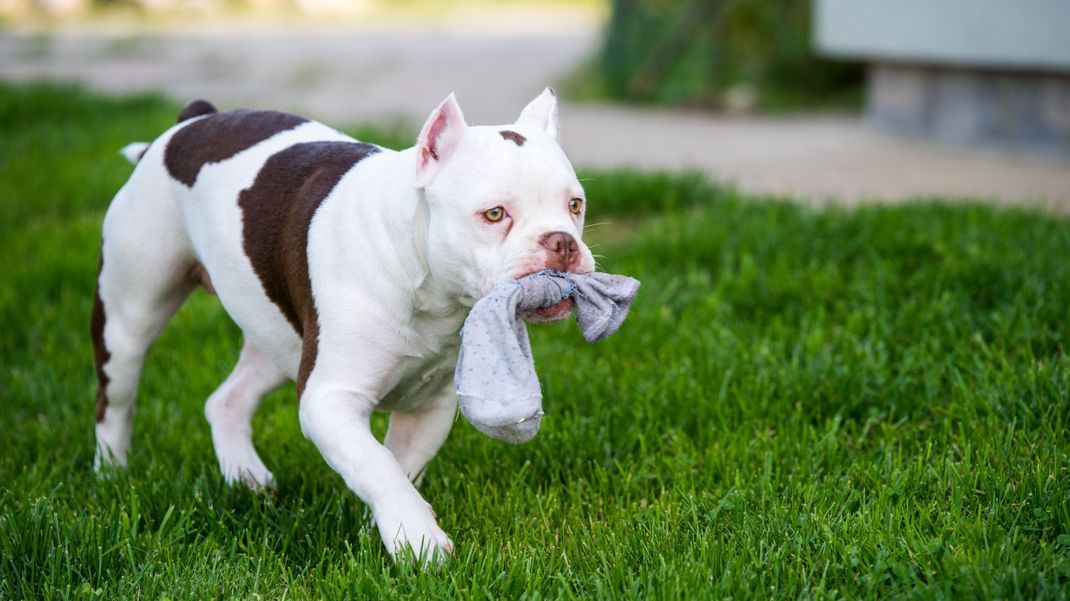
[455,270,640,443]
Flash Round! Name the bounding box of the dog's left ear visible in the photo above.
[416,93,467,187]
[516,87,559,141]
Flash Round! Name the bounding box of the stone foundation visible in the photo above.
[868,63,1070,157]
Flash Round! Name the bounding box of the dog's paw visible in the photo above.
[221,461,276,492]
[374,498,453,566]
[239,470,277,492]
[93,445,128,474]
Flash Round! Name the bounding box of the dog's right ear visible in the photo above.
[516,87,559,141]
[416,93,467,187]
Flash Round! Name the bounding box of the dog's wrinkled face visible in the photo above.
[415,89,596,321]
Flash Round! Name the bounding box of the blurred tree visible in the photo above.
[598,0,863,110]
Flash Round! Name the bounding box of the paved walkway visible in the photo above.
[2,18,1068,210]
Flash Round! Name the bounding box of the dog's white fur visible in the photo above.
[92,89,594,562]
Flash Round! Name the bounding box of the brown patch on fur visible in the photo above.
[238,141,380,399]
[165,109,309,187]
[177,99,218,123]
[91,247,111,423]
[499,130,527,146]
[189,263,216,295]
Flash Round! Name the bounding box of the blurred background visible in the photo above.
[1,0,1068,208]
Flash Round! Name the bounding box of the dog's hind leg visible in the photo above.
[204,341,285,489]
[93,182,197,470]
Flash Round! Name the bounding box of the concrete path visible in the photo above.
[2,19,1068,210]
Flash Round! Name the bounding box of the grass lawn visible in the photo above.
[1,83,1069,599]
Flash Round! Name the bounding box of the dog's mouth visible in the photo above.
[520,297,574,324]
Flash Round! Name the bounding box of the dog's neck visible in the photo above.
[390,148,472,324]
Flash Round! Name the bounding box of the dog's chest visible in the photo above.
[376,309,466,411]
[378,344,460,411]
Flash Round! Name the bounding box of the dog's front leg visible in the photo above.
[299,386,453,563]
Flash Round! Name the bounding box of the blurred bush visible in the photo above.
[585,0,863,111]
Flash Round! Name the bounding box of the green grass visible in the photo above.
[2,83,1069,599]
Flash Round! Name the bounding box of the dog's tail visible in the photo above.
[119,142,150,165]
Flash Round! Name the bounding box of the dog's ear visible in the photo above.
[416,93,467,187]
[516,87,559,141]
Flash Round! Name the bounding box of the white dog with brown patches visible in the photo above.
[91,89,594,562]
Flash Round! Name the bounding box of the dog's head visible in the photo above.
[414,89,595,320]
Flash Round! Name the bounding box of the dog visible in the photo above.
[91,88,595,562]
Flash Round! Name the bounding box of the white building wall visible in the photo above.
[815,0,1070,72]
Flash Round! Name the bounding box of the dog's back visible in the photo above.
[91,100,373,468]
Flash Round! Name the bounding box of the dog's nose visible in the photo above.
[539,231,579,270]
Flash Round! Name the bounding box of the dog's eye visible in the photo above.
[569,198,584,215]
[483,206,506,223]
